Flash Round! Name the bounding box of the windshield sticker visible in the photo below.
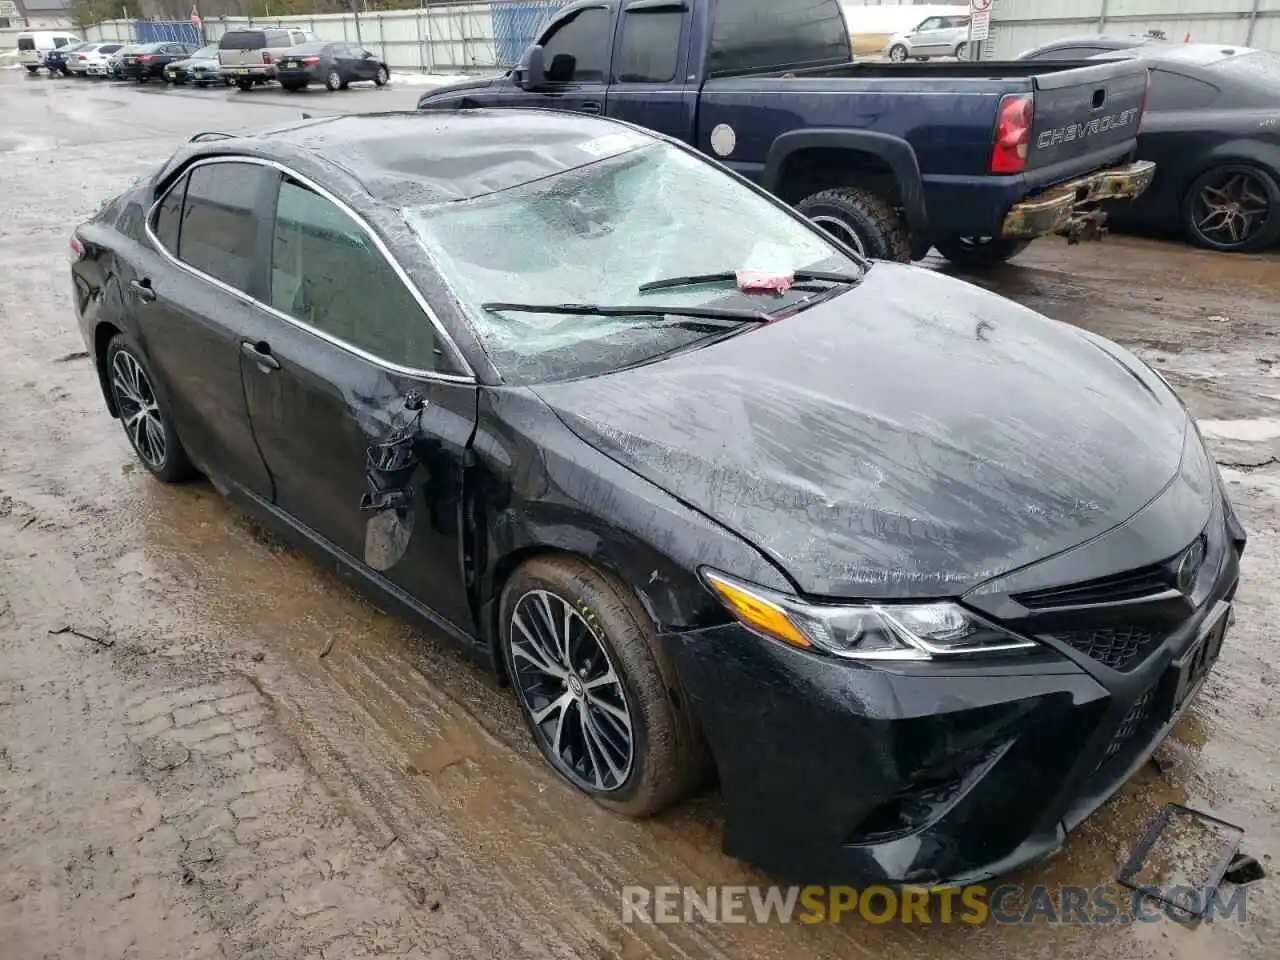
[577,131,648,159]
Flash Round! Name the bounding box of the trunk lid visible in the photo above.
[1025,59,1148,173]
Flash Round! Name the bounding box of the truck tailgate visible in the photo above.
[1026,59,1148,174]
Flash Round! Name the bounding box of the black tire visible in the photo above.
[281,82,302,92]
[373,65,388,87]
[104,334,195,484]
[934,236,1030,267]
[888,44,908,62]
[500,555,708,817]
[1182,163,1280,253]
[236,77,253,91]
[25,65,38,74]
[325,69,342,91]
[954,41,968,59]
[796,186,911,262]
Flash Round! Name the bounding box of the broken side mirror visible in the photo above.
[518,44,547,91]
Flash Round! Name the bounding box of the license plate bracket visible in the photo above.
[1118,802,1243,920]
[1171,605,1229,715]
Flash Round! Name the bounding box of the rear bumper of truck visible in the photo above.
[1001,160,1156,242]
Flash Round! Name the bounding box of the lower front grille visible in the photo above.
[1093,688,1155,774]
[1056,625,1158,671]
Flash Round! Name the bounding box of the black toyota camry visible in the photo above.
[70,110,1245,886]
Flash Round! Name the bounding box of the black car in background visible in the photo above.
[121,42,196,81]
[45,41,91,76]
[1020,42,1280,252]
[164,44,229,86]
[275,41,389,92]
[69,111,1244,887]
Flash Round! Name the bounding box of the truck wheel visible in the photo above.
[935,236,1030,267]
[797,187,911,262]
[236,77,253,91]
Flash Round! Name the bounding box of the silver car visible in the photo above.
[887,14,971,61]
[217,26,316,90]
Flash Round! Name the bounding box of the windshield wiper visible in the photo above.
[481,301,770,324]
[637,269,861,294]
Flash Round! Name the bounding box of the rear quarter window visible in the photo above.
[710,0,849,75]
[220,31,266,49]
[265,31,292,47]
[18,37,35,50]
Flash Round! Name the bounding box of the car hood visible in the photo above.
[417,73,504,105]
[532,263,1191,600]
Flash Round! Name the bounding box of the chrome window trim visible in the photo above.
[143,153,476,383]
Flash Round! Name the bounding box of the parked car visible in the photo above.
[887,13,971,61]
[164,44,230,86]
[106,45,135,79]
[217,27,317,91]
[1019,42,1280,252]
[70,109,1244,887]
[16,31,82,73]
[121,42,196,82]
[44,40,92,76]
[1016,32,1170,62]
[419,0,1156,266]
[276,41,389,92]
[86,43,126,78]
[68,42,124,77]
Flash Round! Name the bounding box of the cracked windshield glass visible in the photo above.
[405,141,863,382]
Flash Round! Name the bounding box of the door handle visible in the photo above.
[129,278,156,302]
[240,340,280,371]
[578,101,601,114]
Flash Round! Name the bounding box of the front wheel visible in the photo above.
[500,556,708,817]
[934,236,1030,267]
[104,334,195,483]
[1182,163,1280,253]
[888,44,908,62]
[797,186,911,262]
[373,66,388,87]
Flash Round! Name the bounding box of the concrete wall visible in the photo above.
[984,0,1280,58]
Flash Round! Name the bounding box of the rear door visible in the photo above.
[240,173,479,632]
[509,3,615,115]
[125,160,276,498]
[1026,59,1150,174]
[219,31,264,68]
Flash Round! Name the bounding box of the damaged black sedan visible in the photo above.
[71,110,1245,886]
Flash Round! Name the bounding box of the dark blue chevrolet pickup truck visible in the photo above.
[418,0,1156,265]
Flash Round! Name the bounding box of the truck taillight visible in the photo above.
[991,93,1034,174]
[68,233,84,263]
[303,56,320,64]
[262,52,274,64]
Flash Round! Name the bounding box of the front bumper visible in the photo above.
[665,477,1242,886]
[1002,160,1156,242]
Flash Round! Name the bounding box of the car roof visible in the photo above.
[1092,41,1261,67]
[167,110,661,207]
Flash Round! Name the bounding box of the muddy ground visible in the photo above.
[1,68,1277,960]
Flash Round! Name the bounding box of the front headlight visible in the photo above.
[701,569,1037,661]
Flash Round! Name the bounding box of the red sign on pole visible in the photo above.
[190,4,201,28]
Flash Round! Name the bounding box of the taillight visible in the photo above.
[262,52,274,64]
[138,54,152,61]
[1137,70,1151,135]
[303,56,320,64]
[68,233,84,263]
[991,92,1034,174]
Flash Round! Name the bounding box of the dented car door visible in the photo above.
[240,175,478,634]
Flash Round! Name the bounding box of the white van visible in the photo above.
[16,31,83,73]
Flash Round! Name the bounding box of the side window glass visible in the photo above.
[270,180,440,371]
[54,37,68,47]
[541,7,612,83]
[616,8,681,83]
[152,173,187,253]
[177,162,270,293]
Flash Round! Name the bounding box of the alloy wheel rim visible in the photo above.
[111,351,166,468]
[890,46,907,61]
[509,589,634,792]
[810,213,867,256]
[1194,170,1271,247]
[376,68,387,83]
[328,70,340,88]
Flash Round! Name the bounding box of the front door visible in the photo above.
[909,17,946,55]
[241,174,478,633]
[509,4,614,115]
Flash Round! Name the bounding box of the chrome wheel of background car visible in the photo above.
[110,350,167,469]
[1190,167,1275,251]
[509,589,635,793]
[374,66,388,86]
[888,44,908,62]
[954,41,967,59]
[809,213,867,256]
[325,69,342,91]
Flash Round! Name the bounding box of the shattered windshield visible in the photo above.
[404,142,862,383]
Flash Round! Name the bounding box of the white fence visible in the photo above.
[84,3,511,74]
[984,0,1280,58]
